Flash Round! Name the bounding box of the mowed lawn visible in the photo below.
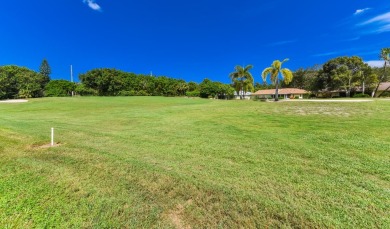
[0,97,389,228]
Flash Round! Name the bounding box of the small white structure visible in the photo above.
[51,128,54,146]
[252,88,309,99]
[234,91,252,100]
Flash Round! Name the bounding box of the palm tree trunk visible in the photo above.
[275,78,279,102]
[240,79,244,100]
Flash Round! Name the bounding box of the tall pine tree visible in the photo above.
[39,59,51,86]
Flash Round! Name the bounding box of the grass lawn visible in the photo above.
[0,97,389,228]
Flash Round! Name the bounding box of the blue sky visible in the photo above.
[0,0,389,83]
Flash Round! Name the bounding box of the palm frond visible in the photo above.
[261,67,273,81]
[243,79,254,92]
[281,58,290,65]
[229,72,238,80]
[230,64,253,84]
[244,64,253,72]
[235,65,244,72]
[262,59,293,86]
[272,60,281,70]
[380,48,390,62]
[245,72,254,82]
[281,68,293,85]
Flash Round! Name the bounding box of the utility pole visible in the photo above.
[71,65,74,96]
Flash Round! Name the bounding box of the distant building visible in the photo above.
[375,82,390,97]
[252,88,309,99]
[234,91,252,100]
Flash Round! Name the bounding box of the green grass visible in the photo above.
[0,97,389,228]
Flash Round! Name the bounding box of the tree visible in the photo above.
[229,65,254,99]
[187,82,199,92]
[199,78,216,98]
[284,68,305,89]
[218,83,235,99]
[0,65,45,99]
[373,48,390,97]
[186,81,200,97]
[39,59,51,86]
[321,56,366,97]
[45,80,75,97]
[0,68,18,99]
[261,59,293,101]
[18,71,43,98]
[79,68,126,96]
[356,67,378,95]
[198,79,234,99]
[281,65,321,91]
[333,65,355,97]
[176,80,189,96]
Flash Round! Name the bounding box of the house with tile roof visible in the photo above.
[375,82,390,97]
[252,88,309,99]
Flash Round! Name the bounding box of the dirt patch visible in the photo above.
[167,200,193,229]
[30,143,62,149]
[0,99,28,103]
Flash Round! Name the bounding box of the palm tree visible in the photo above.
[229,65,254,99]
[373,48,390,97]
[261,59,293,101]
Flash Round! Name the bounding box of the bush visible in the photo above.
[379,91,390,97]
[118,90,136,96]
[75,84,97,96]
[253,96,269,102]
[45,80,75,97]
[353,93,370,98]
[186,91,200,97]
[136,90,149,96]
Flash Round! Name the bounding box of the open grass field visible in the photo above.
[0,97,389,228]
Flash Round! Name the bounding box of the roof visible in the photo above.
[253,88,309,95]
[378,82,390,91]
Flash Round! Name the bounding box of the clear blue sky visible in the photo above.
[1,0,389,83]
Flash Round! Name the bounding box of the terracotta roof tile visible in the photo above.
[253,88,309,95]
[378,82,390,91]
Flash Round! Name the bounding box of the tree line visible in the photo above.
[0,61,50,100]
[0,60,237,99]
[1,49,389,100]
[280,56,382,97]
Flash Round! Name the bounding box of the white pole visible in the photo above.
[71,65,74,96]
[70,65,73,83]
[51,128,54,146]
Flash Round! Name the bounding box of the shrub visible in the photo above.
[118,90,136,96]
[136,90,149,96]
[75,84,97,96]
[379,91,390,97]
[186,91,200,97]
[353,93,370,98]
[45,80,75,97]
